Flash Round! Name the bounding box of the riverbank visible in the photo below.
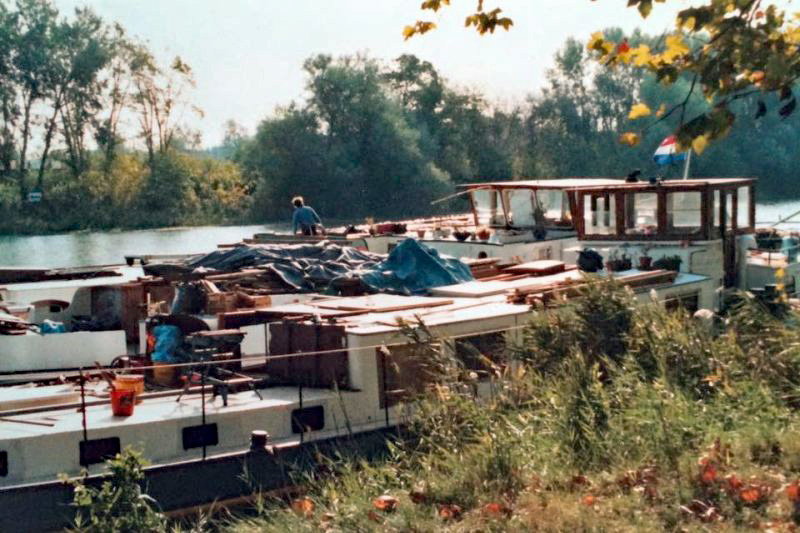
[212,282,800,532]
[2,200,800,269]
[71,280,800,532]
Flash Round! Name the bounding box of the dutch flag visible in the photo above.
[653,135,688,165]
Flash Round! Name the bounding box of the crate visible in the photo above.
[206,292,238,314]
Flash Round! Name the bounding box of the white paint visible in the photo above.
[0,330,126,373]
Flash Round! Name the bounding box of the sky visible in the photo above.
[52,0,691,147]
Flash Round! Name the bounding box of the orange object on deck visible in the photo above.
[110,389,135,416]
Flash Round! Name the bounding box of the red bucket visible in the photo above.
[110,389,136,416]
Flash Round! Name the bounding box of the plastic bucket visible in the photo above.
[110,389,135,416]
[152,363,177,386]
[113,374,145,403]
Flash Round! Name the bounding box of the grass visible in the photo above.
[82,279,800,532]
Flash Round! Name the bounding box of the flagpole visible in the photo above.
[682,148,692,180]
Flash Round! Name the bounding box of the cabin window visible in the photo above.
[0,451,7,477]
[666,191,702,234]
[624,193,658,235]
[713,190,721,228]
[534,189,571,225]
[182,423,219,450]
[471,189,505,227]
[291,405,325,433]
[455,332,507,376]
[664,292,700,313]
[80,437,121,466]
[582,193,616,235]
[737,187,750,229]
[503,189,536,227]
[376,343,436,408]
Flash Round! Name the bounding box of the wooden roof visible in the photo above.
[458,177,756,191]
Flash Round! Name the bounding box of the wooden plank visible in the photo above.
[502,260,566,276]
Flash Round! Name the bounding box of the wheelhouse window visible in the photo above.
[666,191,702,234]
[737,186,751,229]
[624,193,658,235]
[471,188,506,227]
[582,193,616,235]
[503,189,537,227]
[534,189,572,226]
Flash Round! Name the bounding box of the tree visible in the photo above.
[8,0,58,203]
[407,1,800,152]
[131,54,201,168]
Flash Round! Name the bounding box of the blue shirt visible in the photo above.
[292,206,321,233]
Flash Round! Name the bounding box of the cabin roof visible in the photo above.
[458,177,755,191]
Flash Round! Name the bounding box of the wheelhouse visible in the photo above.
[572,178,755,241]
[461,179,622,231]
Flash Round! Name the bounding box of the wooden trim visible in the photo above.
[657,189,667,234]
[468,191,479,227]
[749,185,756,229]
[615,192,625,238]
[731,188,738,233]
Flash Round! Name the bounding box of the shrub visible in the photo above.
[67,448,166,533]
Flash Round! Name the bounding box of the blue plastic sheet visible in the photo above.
[40,319,66,334]
[178,239,473,296]
[354,239,474,295]
[151,325,182,363]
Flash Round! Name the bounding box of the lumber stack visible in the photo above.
[507,269,678,306]
[463,257,502,279]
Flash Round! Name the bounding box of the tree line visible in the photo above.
[0,0,248,233]
[241,29,800,223]
[1,1,798,235]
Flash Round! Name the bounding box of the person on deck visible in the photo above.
[291,196,323,235]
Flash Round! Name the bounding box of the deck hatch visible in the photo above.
[182,423,218,450]
[291,405,325,433]
[79,437,121,466]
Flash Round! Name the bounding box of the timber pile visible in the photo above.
[463,257,502,279]
[507,269,678,306]
[0,312,29,335]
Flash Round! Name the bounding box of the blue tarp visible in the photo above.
[354,238,474,295]
[151,325,182,363]
[178,239,473,296]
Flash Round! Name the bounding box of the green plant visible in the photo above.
[67,448,166,533]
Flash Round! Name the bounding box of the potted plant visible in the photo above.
[638,246,653,270]
[476,227,491,240]
[652,255,682,272]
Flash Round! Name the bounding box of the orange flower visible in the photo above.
[438,503,463,521]
[700,464,717,484]
[739,487,762,503]
[725,474,743,490]
[373,494,398,512]
[290,497,314,517]
[582,494,596,506]
[785,481,800,503]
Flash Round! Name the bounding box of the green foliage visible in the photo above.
[212,279,800,531]
[67,448,166,533]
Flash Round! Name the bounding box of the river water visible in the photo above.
[1,201,799,268]
[0,223,287,268]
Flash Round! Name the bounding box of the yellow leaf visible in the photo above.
[631,44,652,67]
[725,3,735,13]
[628,103,652,120]
[663,35,689,62]
[683,16,696,31]
[587,31,604,52]
[402,25,415,39]
[692,134,709,155]
[656,103,666,117]
[619,132,640,146]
